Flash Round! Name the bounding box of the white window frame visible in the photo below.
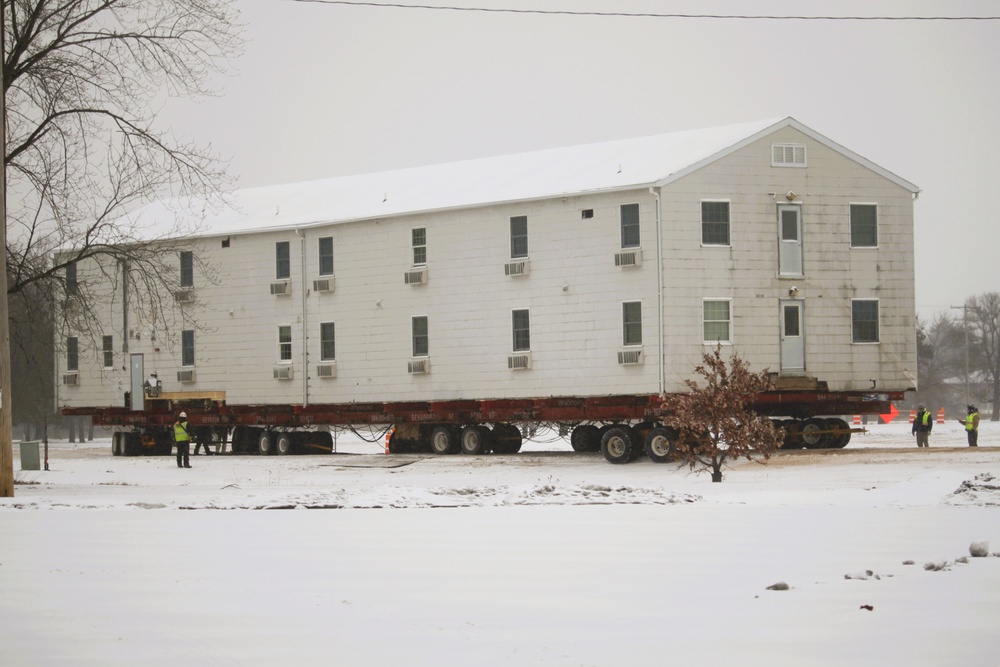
[512,309,531,352]
[66,336,79,371]
[181,330,195,367]
[318,237,335,276]
[320,321,336,361]
[620,203,641,249]
[179,250,194,288]
[849,203,879,249]
[411,316,429,357]
[102,335,114,369]
[851,299,880,344]
[622,301,642,346]
[702,298,733,345]
[771,143,807,167]
[411,228,427,267]
[701,200,731,247]
[277,324,293,362]
[275,241,291,280]
[509,215,528,259]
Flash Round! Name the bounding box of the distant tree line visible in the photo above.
[915,292,1000,421]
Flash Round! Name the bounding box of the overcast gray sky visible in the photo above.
[161,0,1000,321]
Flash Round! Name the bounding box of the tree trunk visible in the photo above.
[711,461,723,483]
[992,375,999,421]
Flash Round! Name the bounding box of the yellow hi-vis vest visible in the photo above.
[174,421,190,442]
[965,412,979,431]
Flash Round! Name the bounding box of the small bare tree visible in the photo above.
[2,0,242,495]
[967,292,1000,420]
[662,347,784,482]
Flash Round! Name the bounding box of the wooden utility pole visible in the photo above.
[0,27,13,497]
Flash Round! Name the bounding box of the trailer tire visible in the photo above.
[258,431,275,456]
[123,432,140,456]
[492,424,523,454]
[570,424,600,452]
[430,426,460,455]
[276,433,295,455]
[644,426,678,463]
[800,417,830,449]
[601,426,638,464]
[460,425,491,455]
[112,432,122,456]
[826,417,851,448]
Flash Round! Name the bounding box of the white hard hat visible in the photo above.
[179,412,187,419]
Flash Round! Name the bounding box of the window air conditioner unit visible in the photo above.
[618,349,644,365]
[508,353,531,370]
[174,290,194,304]
[316,363,337,378]
[312,278,335,293]
[504,260,530,277]
[273,366,293,380]
[614,249,642,267]
[63,298,80,315]
[404,268,427,285]
[407,359,430,374]
[177,369,196,383]
[62,373,79,386]
[270,281,291,296]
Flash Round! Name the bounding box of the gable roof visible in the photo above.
[130,117,919,239]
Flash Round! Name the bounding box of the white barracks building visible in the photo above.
[58,117,919,413]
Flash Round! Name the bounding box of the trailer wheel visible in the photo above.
[460,425,491,455]
[800,417,830,449]
[570,424,600,452]
[430,426,460,455]
[123,432,140,456]
[644,426,678,463]
[826,417,851,449]
[780,420,804,449]
[112,432,122,456]
[491,424,523,454]
[601,426,638,464]
[275,432,295,455]
[258,431,275,456]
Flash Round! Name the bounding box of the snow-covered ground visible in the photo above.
[2,420,999,666]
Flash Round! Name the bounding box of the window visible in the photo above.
[772,143,807,167]
[318,237,334,276]
[65,262,78,296]
[182,330,195,367]
[623,302,642,346]
[67,337,79,371]
[411,228,427,266]
[510,216,528,259]
[701,201,730,246]
[620,203,640,248]
[102,336,113,368]
[179,251,194,288]
[276,241,290,280]
[320,322,336,361]
[852,300,880,343]
[278,325,293,361]
[850,204,878,248]
[703,300,732,343]
[512,309,530,352]
[411,316,428,357]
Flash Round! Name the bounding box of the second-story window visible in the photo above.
[850,204,878,248]
[276,241,291,279]
[411,228,427,266]
[320,322,336,361]
[102,335,114,368]
[180,251,194,288]
[510,216,528,259]
[65,262,78,296]
[622,302,642,346]
[620,204,640,248]
[318,237,334,276]
[66,337,79,371]
[701,201,731,246]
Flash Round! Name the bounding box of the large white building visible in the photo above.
[58,117,919,414]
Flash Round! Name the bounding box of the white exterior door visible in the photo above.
[780,301,805,373]
[778,205,802,276]
[130,354,145,411]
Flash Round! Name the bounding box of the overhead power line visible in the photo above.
[289,0,1000,21]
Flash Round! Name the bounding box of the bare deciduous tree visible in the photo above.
[967,292,1000,420]
[662,347,784,483]
[2,0,242,495]
[914,313,965,413]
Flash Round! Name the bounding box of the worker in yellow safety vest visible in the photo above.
[912,403,932,448]
[957,404,980,447]
[174,411,192,468]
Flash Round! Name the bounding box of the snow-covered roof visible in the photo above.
[131,116,919,239]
